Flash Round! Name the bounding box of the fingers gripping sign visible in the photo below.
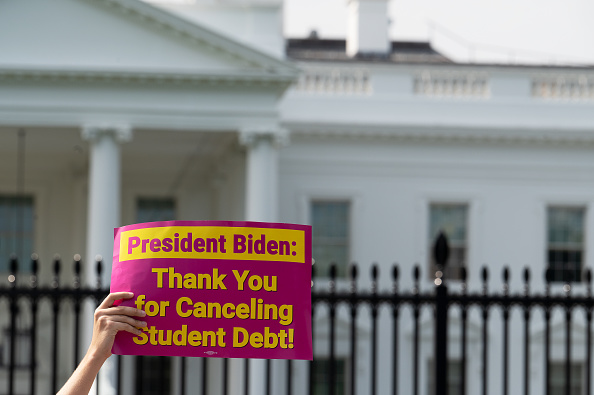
[89,292,147,361]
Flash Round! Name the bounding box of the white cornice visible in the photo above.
[80,0,299,79]
[0,67,295,86]
[0,106,280,131]
[284,123,594,145]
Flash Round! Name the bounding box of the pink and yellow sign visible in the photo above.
[110,221,313,360]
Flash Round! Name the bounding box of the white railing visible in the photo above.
[532,75,594,100]
[414,71,490,98]
[295,68,371,95]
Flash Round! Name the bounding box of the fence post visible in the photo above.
[434,232,449,395]
[29,255,39,395]
[8,256,18,395]
[51,256,61,395]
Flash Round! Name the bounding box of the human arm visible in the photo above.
[57,292,146,395]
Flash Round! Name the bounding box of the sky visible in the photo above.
[284,0,594,65]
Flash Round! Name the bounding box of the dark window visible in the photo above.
[311,201,350,278]
[135,356,172,395]
[136,198,176,223]
[550,362,583,395]
[547,207,585,283]
[427,359,463,395]
[429,204,468,280]
[312,358,346,395]
[0,195,34,272]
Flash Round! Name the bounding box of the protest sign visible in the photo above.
[110,220,312,360]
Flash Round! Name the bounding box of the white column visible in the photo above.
[81,124,132,395]
[232,127,288,395]
[240,128,288,222]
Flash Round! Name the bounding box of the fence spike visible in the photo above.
[392,264,399,293]
[481,266,489,295]
[30,253,39,287]
[371,264,379,294]
[523,267,530,296]
[502,266,510,295]
[412,264,420,294]
[53,258,60,276]
[31,253,39,275]
[586,268,592,285]
[74,254,81,275]
[432,231,450,268]
[392,265,399,281]
[350,263,358,293]
[481,266,488,283]
[460,266,468,293]
[52,255,61,289]
[9,254,18,275]
[350,264,358,281]
[8,255,17,285]
[73,254,82,289]
[53,255,61,275]
[329,263,337,280]
[371,264,378,281]
[523,267,530,284]
[95,255,103,273]
[503,266,509,282]
[328,263,337,294]
[545,267,553,284]
[96,255,103,289]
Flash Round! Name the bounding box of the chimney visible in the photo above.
[346,0,390,57]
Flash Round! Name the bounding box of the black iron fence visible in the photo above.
[0,256,107,395]
[1,235,594,395]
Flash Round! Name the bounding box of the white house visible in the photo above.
[1,0,594,394]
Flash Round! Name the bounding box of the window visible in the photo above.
[136,198,176,223]
[311,201,350,278]
[0,196,34,272]
[550,362,583,395]
[547,207,585,283]
[427,359,463,395]
[312,358,346,395]
[429,204,468,280]
[135,356,172,395]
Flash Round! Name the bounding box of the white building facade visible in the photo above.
[1,0,594,394]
